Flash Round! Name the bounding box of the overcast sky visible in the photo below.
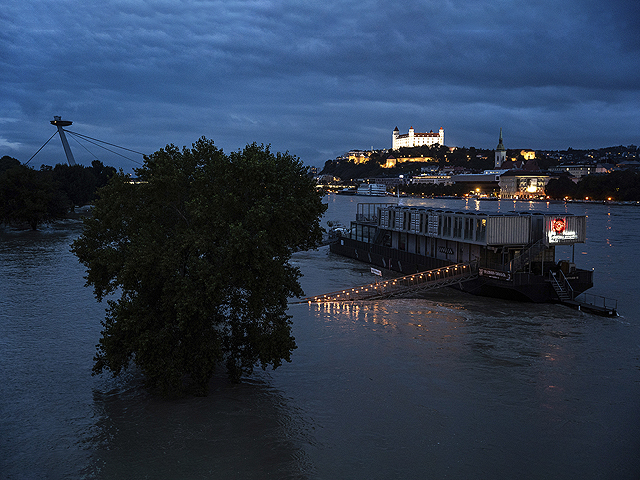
[2,0,639,172]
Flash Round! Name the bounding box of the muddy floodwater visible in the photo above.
[1,196,639,479]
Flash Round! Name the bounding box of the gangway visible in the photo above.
[294,262,478,304]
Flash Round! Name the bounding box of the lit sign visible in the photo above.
[547,217,578,244]
[552,217,566,234]
[479,268,512,281]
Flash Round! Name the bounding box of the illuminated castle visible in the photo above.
[392,126,444,150]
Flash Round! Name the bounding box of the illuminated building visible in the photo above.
[392,126,444,149]
[498,170,552,199]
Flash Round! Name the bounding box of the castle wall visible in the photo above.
[392,127,444,149]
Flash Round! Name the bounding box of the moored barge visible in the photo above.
[330,203,594,303]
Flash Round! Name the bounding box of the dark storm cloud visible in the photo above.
[1,0,639,170]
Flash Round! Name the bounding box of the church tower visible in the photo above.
[495,128,506,168]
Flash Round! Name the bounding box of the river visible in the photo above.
[1,196,639,479]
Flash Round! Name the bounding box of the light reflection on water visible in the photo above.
[83,372,315,479]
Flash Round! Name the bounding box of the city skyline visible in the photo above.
[2,0,639,172]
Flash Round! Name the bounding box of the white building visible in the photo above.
[410,174,453,186]
[393,126,444,150]
[548,164,597,179]
[498,171,552,199]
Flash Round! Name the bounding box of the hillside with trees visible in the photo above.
[320,144,640,200]
[321,144,638,181]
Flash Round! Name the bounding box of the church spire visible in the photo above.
[494,128,506,168]
[496,128,505,151]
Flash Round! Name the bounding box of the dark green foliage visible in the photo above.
[545,176,578,200]
[50,164,97,207]
[71,138,326,395]
[546,170,640,201]
[45,160,117,206]
[90,160,117,190]
[0,164,70,229]
[322,159,384,180]
[0,155,21,175]
[321,144,495,180]
[575,169,640,201]
[0,156,117,230]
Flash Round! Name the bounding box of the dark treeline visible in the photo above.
[0,155,117,230]
[546,170,640,201]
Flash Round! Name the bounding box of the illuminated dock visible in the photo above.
[295,262,478,304]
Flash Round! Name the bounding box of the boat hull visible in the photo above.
[330,237,593,303]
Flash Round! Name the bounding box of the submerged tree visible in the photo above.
[71,138,326,395]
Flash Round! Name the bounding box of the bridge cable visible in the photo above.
[63,129,146,155]
[67,132,100,161]
[25,131,58,165]
[63,130,144,165]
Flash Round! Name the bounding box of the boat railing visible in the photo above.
[479,261,513,274]
[355,203,395,224]
[296,261,479,303]
[574,292,618,312]
[550,269,575,300]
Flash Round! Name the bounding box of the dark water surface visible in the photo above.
[1,197,639,479]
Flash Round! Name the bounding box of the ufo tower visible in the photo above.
[50,116,76,166]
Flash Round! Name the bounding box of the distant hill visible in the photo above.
[320,144,638,181]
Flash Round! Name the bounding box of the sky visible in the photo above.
[2,0,639,173]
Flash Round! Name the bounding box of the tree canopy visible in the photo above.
[71,138,326,395]
[544,175,577,200]
[0,163,69,230]
[0,158,117,230]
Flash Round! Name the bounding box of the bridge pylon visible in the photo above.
[50,116,76,166]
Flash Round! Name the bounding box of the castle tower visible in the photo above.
[495,128,506,168]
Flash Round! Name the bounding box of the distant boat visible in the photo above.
[336,188,357,195]
[357,184,387,196]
